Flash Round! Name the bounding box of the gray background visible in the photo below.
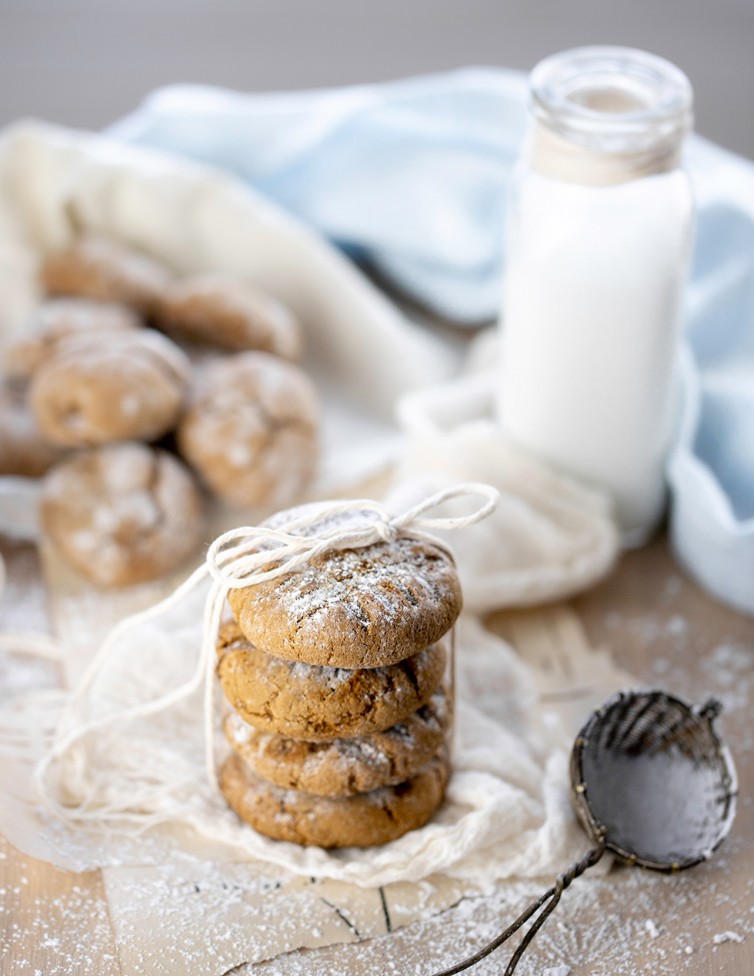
[0,0,752,158]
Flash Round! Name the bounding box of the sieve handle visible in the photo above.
[428,833,607,976]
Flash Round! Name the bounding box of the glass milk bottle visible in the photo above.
[497,47,694,546]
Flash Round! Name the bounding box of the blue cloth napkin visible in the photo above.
[111,68,754,613]
[110,69,528,323]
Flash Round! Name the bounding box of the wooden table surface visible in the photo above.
[1,532,753,975]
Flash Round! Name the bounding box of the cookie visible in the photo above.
[218,749,449,847]
[223,686,450,797]
[41,235,173,315]
[158,273,302,359]
[29,328,190,447]
[227,506,462,668]
[0,382,64,477]
[177,352,318,510]
[216,618,447,740]
[41,442,204,587]
[6,299,142,381]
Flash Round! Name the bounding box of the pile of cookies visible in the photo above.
[0,235,320,587]
[216,505,462,848]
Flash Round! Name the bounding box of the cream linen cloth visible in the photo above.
[0,121,619,899]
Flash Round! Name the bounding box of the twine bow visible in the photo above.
[35,483,499,820]
[206,482,500,589]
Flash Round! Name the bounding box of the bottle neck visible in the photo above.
[527,47,692,187]
[529,119,682,187]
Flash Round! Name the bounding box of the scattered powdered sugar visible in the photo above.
[606,597,754,739]
[5,848,751,976]
[265,540,453,639]
[227,441,254,468]
[699,641,754,721]
[285,661,354,687]
[702,642,754,686]
[230,718,253,745]
[300,736,389,777]
[603,610,690,645]
[70,529,100,555]
[666,614,689,637]
[234,687,447,786]
[120,393,140,417]
[0,839,118,976]
[98,441,161,492]
[262,503,385,537]
[241,863,754,976]
[91,492,160,534]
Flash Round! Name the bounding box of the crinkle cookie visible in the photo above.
[0,382,64,477]
[227,506,462,668]
[6,299,142,380]
[41,235,173,315]
[29,329,191,446]
[219,749,449,848]
[177,352,318,510]
[216,618,446,740]
[40,442,204,587]
[158,273,302,359]
[223,686,450,797]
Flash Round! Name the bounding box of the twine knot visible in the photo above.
[205,482,500,591]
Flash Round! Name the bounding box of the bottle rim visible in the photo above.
[531,46,693,153]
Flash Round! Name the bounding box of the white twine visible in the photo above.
[33,482,499,824]
[0,632,62,660]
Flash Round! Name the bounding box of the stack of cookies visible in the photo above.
[216,508,463,848]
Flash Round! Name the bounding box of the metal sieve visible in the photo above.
[430,688,738,976]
